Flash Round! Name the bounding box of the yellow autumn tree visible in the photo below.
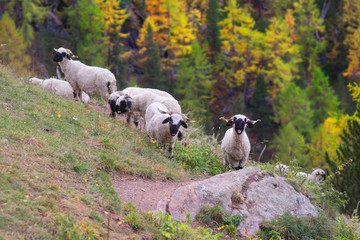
[165,0,197,61]
[0,12,31,73]
[95,0,129,41]
[263,15,301,102]
[218,0,262,88]
[343,26,360,82]
[145,0,170,46]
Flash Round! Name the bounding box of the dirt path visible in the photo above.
[88,102,208,212]
[112,174,207,212]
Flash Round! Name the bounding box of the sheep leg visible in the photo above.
[168,142,175,158]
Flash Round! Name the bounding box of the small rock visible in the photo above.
[141,188,146,192]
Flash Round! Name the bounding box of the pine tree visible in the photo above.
[250,74,274,140]
[0,12,31,72]
[66,0,107,66]
[142,24,167,90]
[307,67,340,126]
[271,122,308,166]
[175,40,213,128]
[326,107,360,214]
[206,0,221,55]
[7,0,49,46]
[274,83,314,140]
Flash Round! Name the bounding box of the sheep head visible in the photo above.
[311,168,326,182]
[53,47,77,62]
[162,113,188,136]
[115,94,132,114]
[220,114,260,135]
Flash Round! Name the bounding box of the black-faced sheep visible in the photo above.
[220,114,260,170]
[29,77,90,103]
[108,87,186,128]
[52,47,116,102]
[145,102,188,157]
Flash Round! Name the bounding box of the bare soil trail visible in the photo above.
[88,102,209,212]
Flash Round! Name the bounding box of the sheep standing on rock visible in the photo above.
[298,168,326,183]
[53,47,116,102]
[220,114,260,170]
[29,77,90,103]
[145,102,188,157]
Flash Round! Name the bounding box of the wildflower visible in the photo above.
[57,114,61,118]
[151,140,156,144]
[35,176,39,179]
[9,166,12,168]
[84,179,88,182]
[218,226,224,230]
[118,221,123,225]
[96,184,98,186]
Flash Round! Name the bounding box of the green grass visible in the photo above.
[0,66,191,239]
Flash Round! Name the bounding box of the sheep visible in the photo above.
[109,87,187,129]
[145,102,188,157]
[274,164,326,183]
[29,77,90,103]
[52,47,116,102]
[220,114,260,170]
[297,168,326,183]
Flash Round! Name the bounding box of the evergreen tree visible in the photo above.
[175,40,213,129]
[66,0,107,66]
[142,24,167,90]
[271,122,308,166]
[326,107,360,214]
[7,0,49,46]
[0,12,31,72]
[307,67,340,127]
[206,0,221,55]
[250,74,274,140]
[274,83,314,140]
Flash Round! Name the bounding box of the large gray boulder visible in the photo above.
[156,166,318,237]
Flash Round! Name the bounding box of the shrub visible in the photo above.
[195,206,242,238]
[123,212,143,231]
[259,212,334,239]
[148,211,223,239]
[173,141,227,175]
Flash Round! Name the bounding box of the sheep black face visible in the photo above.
[115,95,132,114]
[162,115,187,136]
[223,114,260,135]
[53,50,70,62]
[314,169,326,182]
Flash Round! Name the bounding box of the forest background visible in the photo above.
[0,0,359,194]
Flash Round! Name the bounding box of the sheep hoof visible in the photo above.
[233,166,243,170]
[110,112,115,117]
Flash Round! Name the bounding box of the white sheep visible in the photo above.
[29,77,90,103]
[109,87,187,128]
[274,164,326,183]
[220,114,260,170]
[297,168,326,183]
[52,47,116,102]
[145,102,188,157]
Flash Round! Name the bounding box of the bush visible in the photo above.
[123,212,143,231]
[148,211,223,239]
[173,141,227,175]
[259,212,334,239]
[195,206,242,238]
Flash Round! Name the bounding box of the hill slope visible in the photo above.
[0,66,193,239]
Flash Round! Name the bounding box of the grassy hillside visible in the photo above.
[0,66,194,239]
[1,66,359,240]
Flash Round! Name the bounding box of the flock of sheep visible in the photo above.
[28,47,326,183]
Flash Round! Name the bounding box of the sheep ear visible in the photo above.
[124,94,132,100]
[66,54,71,60]
[181,120,188,129]
[226,120,234,126]
[162,117,170,124]
[246,119,261,128]
[158,108,168,114]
